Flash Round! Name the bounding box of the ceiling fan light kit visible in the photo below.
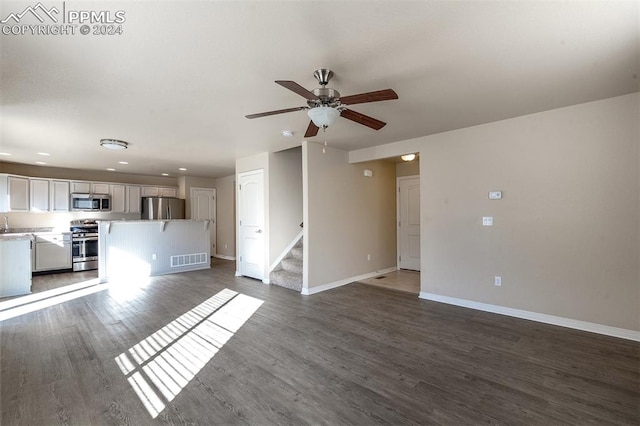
[307,106,340,128]
[100,139,128,150]
[245,68,398,138]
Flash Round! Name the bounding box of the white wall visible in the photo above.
[350,93,640,332]
[303,141,397,293]
[214,174,236,259]
[269,148,303,266]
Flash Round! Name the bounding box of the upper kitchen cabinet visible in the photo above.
[110,184,126,213]
[0,175,30,212]
[71,181,109,195]
[92,183,110,194]
[30,179,50,212]
[141,186,160,197]
[160,187,178,197]
[51,180,70,212]
[71,181,91,193]
[127,185,142,214]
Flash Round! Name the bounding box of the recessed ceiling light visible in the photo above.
[161,173,169,176]
[100,139,128,150]
[178,167,187,171]
[106,168,116,171]
[282,130,294,137]
[0,152,11,156]
[118,161,129,165]
[37,152,50,156]
[35,161,47,165]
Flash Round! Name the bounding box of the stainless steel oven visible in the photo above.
[70,219,99,271]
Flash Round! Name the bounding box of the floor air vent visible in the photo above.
[170,253,208,268]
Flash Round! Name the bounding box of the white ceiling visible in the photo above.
[1,1,638,178]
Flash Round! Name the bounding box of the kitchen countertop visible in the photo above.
[0,228,71,240]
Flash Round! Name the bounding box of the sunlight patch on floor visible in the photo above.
[115,288,264,419]
[0,278,105,321]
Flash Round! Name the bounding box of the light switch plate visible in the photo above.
[489,191,502,200]
[482,216,493,226]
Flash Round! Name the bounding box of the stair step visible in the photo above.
[270,269,302,291]
[281,258,302,274]
[290,247,303,259]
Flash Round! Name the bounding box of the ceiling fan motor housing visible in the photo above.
[308,87,341,108]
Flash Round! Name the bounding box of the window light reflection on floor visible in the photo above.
[0,278,105,322]
[115,288,264,419]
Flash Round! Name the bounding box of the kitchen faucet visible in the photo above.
[3,215,8,231]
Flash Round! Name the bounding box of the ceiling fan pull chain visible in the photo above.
[322,126,328,154]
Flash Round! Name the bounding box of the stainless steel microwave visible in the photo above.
[71,193,111,212]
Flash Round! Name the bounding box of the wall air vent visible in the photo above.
[170,253,208,268]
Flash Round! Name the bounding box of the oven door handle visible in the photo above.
[73,237,98,242]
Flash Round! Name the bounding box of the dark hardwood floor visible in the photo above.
[1,258,638,425]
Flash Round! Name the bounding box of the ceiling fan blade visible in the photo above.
[339,89,398,105]
[304,120,319,137]
[340,108,387,130]
[245,106,306,119]
[275,80,320,101]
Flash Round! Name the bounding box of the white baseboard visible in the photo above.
[234,271,241,277]
[419,292,640,342]
[269,230,304,272]
[302,266,398,296]
[214,254,236,261]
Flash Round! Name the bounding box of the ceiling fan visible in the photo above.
[245,69,398,138]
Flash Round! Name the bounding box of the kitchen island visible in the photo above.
[98,220,211,282]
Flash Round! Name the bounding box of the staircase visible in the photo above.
[270,238,303,292]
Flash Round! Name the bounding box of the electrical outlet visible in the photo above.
[494,276,502,286]
[152,253,157,261]
[483,216,494,226]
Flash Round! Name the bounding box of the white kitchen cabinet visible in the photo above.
[160,187,178,197]
[141,186,160,197]
[0,237,32,297]
[92,183,110,194]
[34,233,72,272]
[71,181,91,193]
[8,176,30,211]
[110,184,126,213]
[127,185,142,213]
[51,180,70,212]
[141,186,178,198]
[30,179,50,212]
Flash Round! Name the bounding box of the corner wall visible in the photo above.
[350,93,640,332]
[303,141,397,293]
[214,175,236,259]
[269,148,303,267]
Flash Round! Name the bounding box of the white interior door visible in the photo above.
[191,187,216,255]
[398,176,421,271]
[238,170,264,280]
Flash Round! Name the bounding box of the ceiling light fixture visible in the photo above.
[106,168,116,171]
[308,106,339,129]
[178,167,187,171]
[282,130,293,137]
[35,161,47,165]
[37,152,50,156]
[161,173,169,176]
[0,152,11,156]
[118,161,129,165]
[100,139,128,150]
[401,154,416,162]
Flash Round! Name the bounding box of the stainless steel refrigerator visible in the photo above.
[141,197,185,220]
